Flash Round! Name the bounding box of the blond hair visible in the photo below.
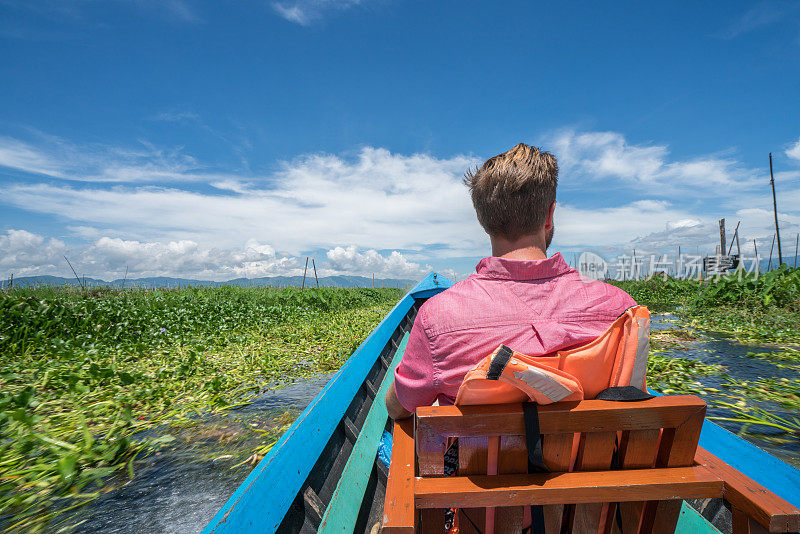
[464,143,558,240]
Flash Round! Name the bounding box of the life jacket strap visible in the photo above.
[486,345,513,380]
[523,403,548,533]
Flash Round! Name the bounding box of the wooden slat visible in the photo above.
[496,435,526,534]
[542,433,573,534]
[415,396,707,437]
[319,333,411,532]
[457,436,488,534]
[571,432,616,534]
[382,418,416,533]
[696,447,800,533]
[415,421,445,476]
[641,405,705,534]
[414,467,723,509]
[616,429,661,534]
[733,505,750,534]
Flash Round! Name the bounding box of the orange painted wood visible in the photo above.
[571,432,617,534]
[616,429,661,534]
[695,447,800,533]
[419,510,444,534]
[641,405,705,534]
[733,505,751,534]
[542,433,573,534]
[414,467,723,509]
[458,435,489,534]
[383,418,416,533]
[416,420,445,476]
[496,435,526,534]
[415,396,706,437]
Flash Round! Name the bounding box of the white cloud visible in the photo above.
[0,135,208,183]
[326,245,425,278]
[272,0,365,25]
[3,129,800,280]
[0,229,425,281]
[550,129,758,194]
[787,137,800,161]
[2,147,483,256]
[0,230,68,278]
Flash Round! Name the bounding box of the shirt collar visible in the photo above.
[475,253,572,280]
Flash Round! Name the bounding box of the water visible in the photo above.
[651,313,800,467]
[60,373,335,534]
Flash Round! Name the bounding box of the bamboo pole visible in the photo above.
[795,233,798,269]
[312,259,319,288]
[767,234,776,271]
[769,153,783,265]
[302,257,308,289]
[727,221,740,255]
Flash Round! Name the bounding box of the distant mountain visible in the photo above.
[4,274,417,289]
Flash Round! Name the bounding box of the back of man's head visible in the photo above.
[465,143,558,241]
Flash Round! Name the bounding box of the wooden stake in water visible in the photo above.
[312,258,319,288]
[769,153,783,265]
[302,257,308,289]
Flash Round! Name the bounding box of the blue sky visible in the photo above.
[1,0,799,281]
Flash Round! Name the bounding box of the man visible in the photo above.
[385,143,635,419]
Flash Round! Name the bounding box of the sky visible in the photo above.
[1,0,799,282]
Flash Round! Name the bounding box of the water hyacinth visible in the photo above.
[0,285,402,533]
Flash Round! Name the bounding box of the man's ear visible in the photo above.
[544,201,556,230]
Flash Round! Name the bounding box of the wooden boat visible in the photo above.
[202,273,800,534]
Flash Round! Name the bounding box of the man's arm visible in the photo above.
[385,381,413,420]
[385,307,438,419]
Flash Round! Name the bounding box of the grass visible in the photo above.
[0,285,403,532]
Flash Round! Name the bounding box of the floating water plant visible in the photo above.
[0,286,402,532]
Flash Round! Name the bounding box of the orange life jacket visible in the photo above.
[455,305,650,406]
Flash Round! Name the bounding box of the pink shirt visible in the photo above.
[393,253,637,412]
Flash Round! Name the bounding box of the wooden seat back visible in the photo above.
[413,395,706,534]
[384,395,800,534]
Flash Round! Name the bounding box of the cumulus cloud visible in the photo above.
[272,0,365,25]
[0,230,426,281]
[2,146,482,256]
[787,137,800,162]
[3,129,800,280]
[0,230,68,277]
[326,246,425,278]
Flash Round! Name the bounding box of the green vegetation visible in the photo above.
[617,267,800,455]
[610,266,800,344]
[0,285,402,532]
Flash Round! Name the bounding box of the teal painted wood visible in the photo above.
[675,502,722,534]
[202,272,452,534]
[648,389,800,510]
[317,332,410,533]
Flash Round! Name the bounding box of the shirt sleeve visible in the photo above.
[393,309,439,413]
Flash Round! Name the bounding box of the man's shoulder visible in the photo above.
[575,276,638,311]
[415,275,485,325]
